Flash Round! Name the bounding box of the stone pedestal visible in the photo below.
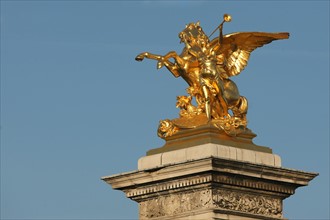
[102,128,317,219]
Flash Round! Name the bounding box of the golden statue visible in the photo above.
[136,14,289,139]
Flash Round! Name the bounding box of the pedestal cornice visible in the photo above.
[102,157,317,194]
[102,156,317,219]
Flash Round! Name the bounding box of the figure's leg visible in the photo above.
[217,94,230,118]
[202,85,212,121]
[213,79,230,118]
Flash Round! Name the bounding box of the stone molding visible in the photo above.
[105,157,317,190]
[126,173,294,200]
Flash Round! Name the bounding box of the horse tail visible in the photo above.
[232,96,248,118]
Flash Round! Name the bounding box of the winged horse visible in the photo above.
[136,15,289,124]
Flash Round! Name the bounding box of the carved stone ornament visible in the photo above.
[213,189,282,218]
[139,188,282,219]
[139,189,213,219]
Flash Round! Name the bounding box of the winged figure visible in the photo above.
[136,14,289,138]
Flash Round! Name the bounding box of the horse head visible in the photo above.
[179,22,210,49]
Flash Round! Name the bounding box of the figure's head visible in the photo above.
[179,22,209,47]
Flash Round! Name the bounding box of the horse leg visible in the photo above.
[135,51,179,63]
[162,61,181,78]
[160,51,185,78]
[163,51,186,67]
[135,52,163,62]
[135,51,183,78]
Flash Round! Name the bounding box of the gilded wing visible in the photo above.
[210,32,289,77]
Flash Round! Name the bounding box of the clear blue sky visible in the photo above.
[1,1,329,219]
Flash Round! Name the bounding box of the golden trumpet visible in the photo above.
[223,14,232,22]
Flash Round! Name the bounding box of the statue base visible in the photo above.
[102,142,317,219]
[150,123,271,155]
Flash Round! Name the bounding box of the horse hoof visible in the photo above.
[157,61,164,69]
[135,54,144,61]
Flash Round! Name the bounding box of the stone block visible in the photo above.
[138,144,283,170]
[138,153,162,170]
[242,149,256,163]
[162,148,186,166]
[236,148,243,161]
[274,154,282,167]
[217,144,230,159]
[228,146,237,160]
[185,143,218,161]
[255,152,275,166]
